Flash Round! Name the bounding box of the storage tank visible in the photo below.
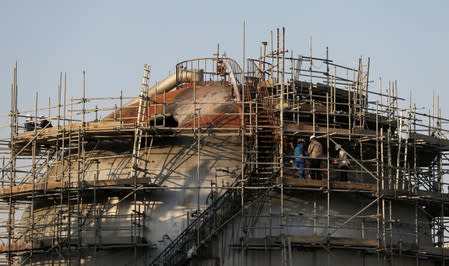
[2,52,449,266]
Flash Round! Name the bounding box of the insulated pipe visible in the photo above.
[147,69,204,97]
[103,69,204,121]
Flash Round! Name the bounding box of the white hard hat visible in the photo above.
[309,135,316,140]
[335,144,341,151]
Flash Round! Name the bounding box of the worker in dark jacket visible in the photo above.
[38,116,53,129]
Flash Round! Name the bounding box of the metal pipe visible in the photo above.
[280,27,285,217]
[147,69,203,98]
[241,21,246,211]
[326,93,330,240]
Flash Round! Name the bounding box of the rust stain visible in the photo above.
[106,82,242,129]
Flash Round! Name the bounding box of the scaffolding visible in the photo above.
[1,28,449,265]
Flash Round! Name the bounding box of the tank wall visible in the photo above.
[216,249,435,266]
[22,248,151,266]
[189,193,435,266]
[236,193,431,246]
[27,135,242,264]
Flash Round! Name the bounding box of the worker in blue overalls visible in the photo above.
[294,138,306,179]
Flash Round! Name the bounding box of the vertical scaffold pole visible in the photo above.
[280,27,285,217]
[8,62,18,266]
[326,93,331,266]
[241,20,246,211]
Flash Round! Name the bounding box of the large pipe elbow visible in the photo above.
[177,68,204,83]
[147,69,204,97]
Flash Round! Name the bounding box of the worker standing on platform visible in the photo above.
[38,116,53,129]
[335,144,350,181]
[308,135,323,180]
[294,138,306,179]
[24,113,35,131]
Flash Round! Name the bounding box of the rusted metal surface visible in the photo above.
[107,81,241,128]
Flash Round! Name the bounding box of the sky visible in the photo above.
[1,0,449,130]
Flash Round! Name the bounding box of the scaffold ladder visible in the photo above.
[395,110,412,191]
[131,65,151,180]
[253,84,280,185]
[354,58,370,129]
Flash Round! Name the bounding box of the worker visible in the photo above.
[24,114,35,131]
[38,116,52,129]
[307,135,323,180]
[216,59,226,76]
[335,144,350,181]
[293,138,306,179]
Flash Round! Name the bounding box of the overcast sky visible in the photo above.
[1,0,448,127]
